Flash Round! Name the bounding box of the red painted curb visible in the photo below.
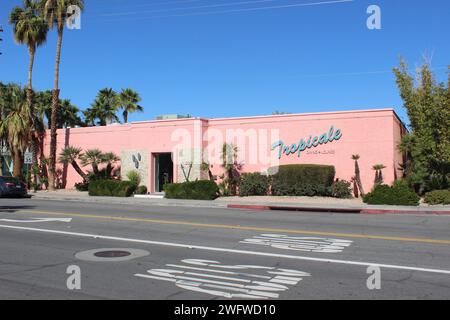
[227,204,450,215]
[362,209,450,215]
[227,204,271,210]
[227,204,360,213]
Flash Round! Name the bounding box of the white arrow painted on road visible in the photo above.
[0,218,72,223]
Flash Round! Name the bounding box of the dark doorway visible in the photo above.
[154,153,173,192]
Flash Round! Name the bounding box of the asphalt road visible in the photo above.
[0,197,449,300]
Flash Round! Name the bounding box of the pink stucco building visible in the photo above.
[45,108,407,193]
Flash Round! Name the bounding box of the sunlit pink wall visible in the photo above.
[44,109,405,193]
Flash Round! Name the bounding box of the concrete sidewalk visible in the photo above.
[26,190,450,215]
[29,190,227,208]
[216,196,450,214]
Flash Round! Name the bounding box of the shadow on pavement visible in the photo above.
[0,205,36,213]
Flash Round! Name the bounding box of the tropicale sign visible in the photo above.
[271,126,342,159]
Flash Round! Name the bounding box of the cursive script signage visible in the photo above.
[272,126,342,159]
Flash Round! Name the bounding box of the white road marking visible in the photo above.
[241,234,352,253]
[135,259,310,299]
[1,223,450,275]
[0,218,72,223]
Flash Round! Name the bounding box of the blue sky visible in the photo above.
[1,0,449,124]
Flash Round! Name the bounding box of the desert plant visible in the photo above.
[58,146,86,181]
[126,170,141,187]
[331,180,353,199]
[80,148,103,175]
[372,164,387,187]
[101,152,120,177]
[352,155,365,196]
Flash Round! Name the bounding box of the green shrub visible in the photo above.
[135,185,148,195]
[239,173,270,197]
[331,180,353,199]
[363,184,420,206]
[126,170,141,187]
[165,180,219,200]
[424,190,450,205]
[75,181,89,192]
[270,164,335,196]
[88,180,137,197]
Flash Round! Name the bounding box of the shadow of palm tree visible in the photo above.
[0,205,36,213]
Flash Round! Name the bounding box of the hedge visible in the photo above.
[363,184,420,206]
[424,190,450,205]
[165,180,219,200]
[270,164,335,196]
[239,173,271,197]
[88,180,137,197]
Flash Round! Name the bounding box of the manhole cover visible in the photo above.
[94,250,132,258]
[75,248,149,262]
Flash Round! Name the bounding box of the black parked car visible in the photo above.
[0,176,28,198]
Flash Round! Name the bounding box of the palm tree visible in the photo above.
[58,146,86,181]
[41,0,84,190]
[101,152,120,177]
[85,88,120,126]
[9,0,48,106]
[59,99,82,128]
[119,88,143,124]
[80,149,103,176]
[352,154,365,196]
[0,87,31,179]
[35,91,81,128]
[0,82,10,176]
[10,0,48,188]
[34,90,52,127]
[372,164,386,186]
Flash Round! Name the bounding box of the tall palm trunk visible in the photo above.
[71,160,87,181]
[12,148,23,180]
[0,153,3,176]
[48,28,63,190]
[27,46,39,191]
[123,111,128,124]
[355,160,365,196]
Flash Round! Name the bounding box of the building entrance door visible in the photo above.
[154,153,173,192]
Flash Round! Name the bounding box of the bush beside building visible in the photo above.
[165,180,219,200]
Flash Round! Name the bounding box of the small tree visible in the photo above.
[58,146,86,181]
[101,152,120,177]
[221,143,242,196]
[352,154,365,196]
[126,170,141,187]
[372,164,386,187]
[80,149,103,175]
[351,176,359,198]
[201,161,214,181]
[394,60,450,193]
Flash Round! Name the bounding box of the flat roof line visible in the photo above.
[207,108,396,122]
[127,108,398,126]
